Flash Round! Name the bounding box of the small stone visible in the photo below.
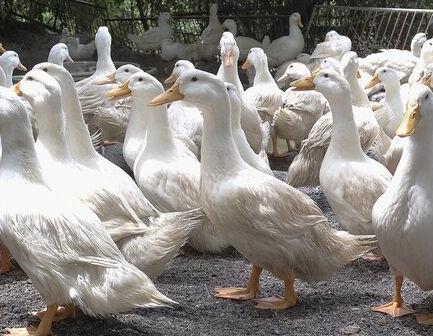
[340,324,361,335]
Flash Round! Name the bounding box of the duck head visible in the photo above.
[241,47,267,70]
[95,26,112,53]
[366,67,400,89]
[222,19,237,36]
[341,51,361,79]
[165,60,195,84]
[107,71,162,102]
[324,30,340,41]
[289,12,303,28]
[94,64,142,85]
[0,51,27,72]
[411,32,427,57]
[397,84,433,137]
[278,62,310,83]
[48,43,74,66]
[220,32,239,67]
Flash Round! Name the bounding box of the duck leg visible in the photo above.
[416,313,433,325]
[0,243,12,274]
[372,275,415,317]
[214,265,261,300]
[33,303,77,322]
[255,273,298,310]
[7,304,58,336]
[271,135,289,158]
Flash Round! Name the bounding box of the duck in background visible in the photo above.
[310,30,352,61]
[60,27,96,60]
[274,53,316,90]
[198,3,223,61]
[242,47,284,157]
[128,12,173,54]
[150,69,375,310]
[372,84,433,325]
[47,43,74,66]
[265,12,304,68]
[408,38,433,83]
[0,87,175,335]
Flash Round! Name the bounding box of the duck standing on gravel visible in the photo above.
[150,69,376,310]
[0,87,174,336]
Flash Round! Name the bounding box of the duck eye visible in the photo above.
[43,68,48,72]
[28,76,33,81]
[138,77,143,82]
[191,77,198,82]
[324,73,329,78]
[425,94,429,100]
[383,69,387,73]
[125,69,129,73]
[175,64,179,67]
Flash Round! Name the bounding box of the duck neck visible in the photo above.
[0,112,44,183]
[34,96,71,163]
[48,54,63,66]
[209,8,219,26]
[0,67,5,87]
[125,97,148,146]
[253,59,274,85]
[218,56,244,92]
[200,95,245,178]
[346,73,370,108]
[1,65,13,88]
[384,82,404,121]
[327,93,365,160]
[141,101,175,154]
[95,44,115,77]
[289,21,303,40]
[60,78,98,163]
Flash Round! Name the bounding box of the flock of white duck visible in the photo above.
[1,7,433,335]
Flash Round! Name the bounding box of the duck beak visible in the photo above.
[419,73,432,87]
[17,63,27,72]
[12,81,22,96]
[65,54,74,63]
[223,51,234,67]
[311,65,321,77]
[241,59,252,70]
[290,76,315,91]
[396,103,420,137]
[106,80,131,101]
[164,73,176,84]
[94,72,116,85]
[365,73,380,89]
[0,44,5,53]
[298,19,304,28]
[149,80,184,106]
[277,73,289,83]
[357,70,362,79]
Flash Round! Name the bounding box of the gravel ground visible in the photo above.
[1,147,433,336]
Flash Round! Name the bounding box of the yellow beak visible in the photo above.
[164,73,177,84]
[290,76,315,91]
[0,44,5,53]
[94,73,116,85]
[13,81,22,96]
[17,63,27,72]
[365,73,380,89]
[277,73,289,83]
[223,51,234,67]
[241,59,252,70]
[148,80,184,106]
[106,80,131,101]
[396,103,420,137]
[311,65,321,77]
[65,54,74,63]
[419,72,432,87]
[298,19,304,28]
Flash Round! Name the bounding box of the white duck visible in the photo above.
[264,12,304,67]
[295,69,391,239]
[274,54,316,89]
[221,19,269,61]
[0,87,174,336]
[0,50,27,87]
[48,43,74,66]
[61,28,96,60]
[150,69,374,310]
[310,30,352,61]
[272,62,330,155]
[359,33,426,83]
[0,65,5,87]
[408,38,433,83]
[111,72,227,253]
[225,83,271,174]
[242,48,284,155]
[163,60,203,160]
[372,84,433,324]
[287,53,379,187]
[198,3,223,61]
[217,33,269,156]
[20,66,203,279]
[366,67,404,138]
[128,12,173,53]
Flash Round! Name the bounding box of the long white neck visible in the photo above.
[33,96,71,163]
[48,53,63,66]
[1,64,14,88]
[0,112,44,183]
[140,101,175,156]
[253,59,274,85]
[209,8,220,26]
[0,67,5,87]
[217,56,243,92]
[384,81,404,122]
[327,92,365,160]
[200,94,247,182]
[418,51,433,70]
[95,43,115,77]
[346,73,370,108]
[289,21,303,41]
[125,97,148,148]
[60,76,98,164]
